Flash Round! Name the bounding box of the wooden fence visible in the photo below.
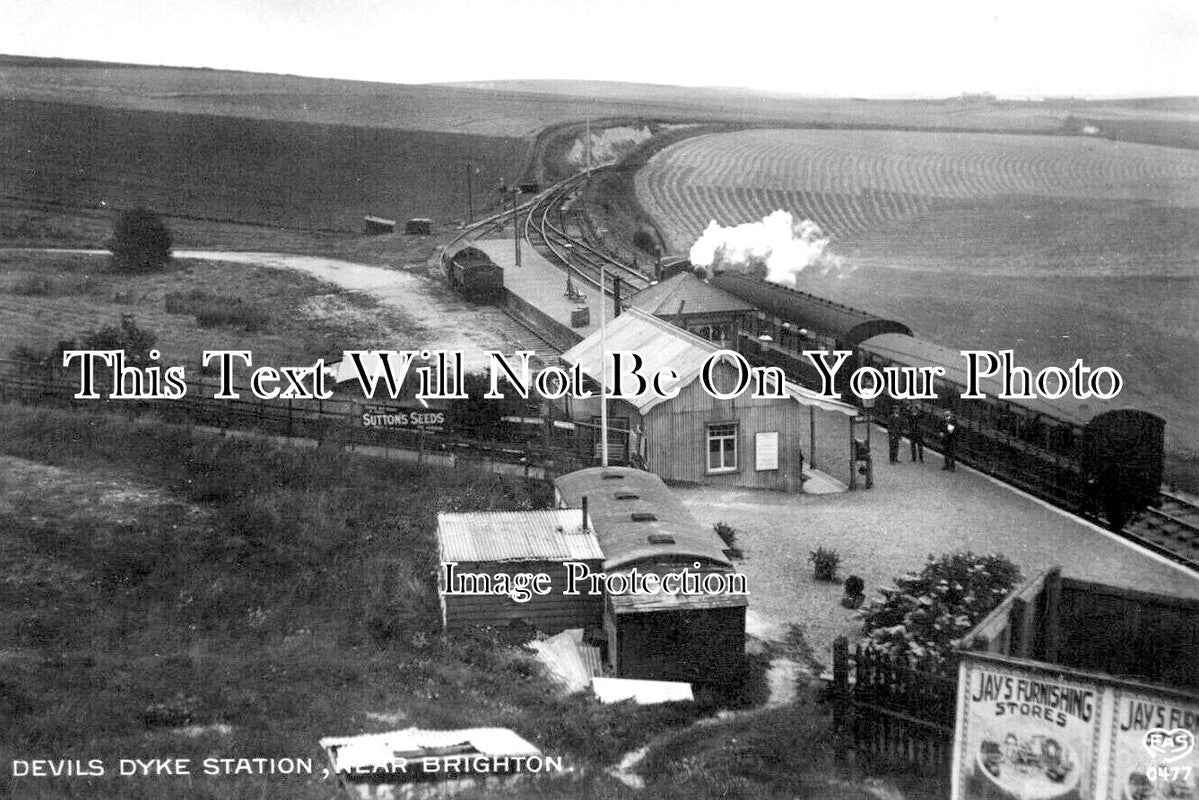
[0,359,636,475]
[832,637,957,783]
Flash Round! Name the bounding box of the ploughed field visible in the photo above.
[635,129,1199,483]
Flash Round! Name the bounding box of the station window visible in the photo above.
[707,423,738,473]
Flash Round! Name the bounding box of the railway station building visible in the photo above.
[626,272,754,347]
[554,308,858,492]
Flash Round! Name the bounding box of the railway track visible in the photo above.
[524,170,653,297]
[1123,491,1199,571]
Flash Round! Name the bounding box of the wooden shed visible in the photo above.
[436,509,603,633]
[362,215,396,234]
[554,467,748,685]
[557,308,857,491]
[405,218,433,235]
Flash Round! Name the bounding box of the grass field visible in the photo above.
[0,251,415,373]
[634,128,1199,485]
[5,57,1197,144]
[0,407,737,799]
[1,99,528,235]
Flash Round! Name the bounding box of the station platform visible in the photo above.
[677,416,1199,665]
[470,238,614,342]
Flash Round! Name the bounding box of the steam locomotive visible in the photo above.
[709,272,1164,531]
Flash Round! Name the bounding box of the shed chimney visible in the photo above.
[582,495,589,531]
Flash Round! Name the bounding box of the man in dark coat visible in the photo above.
[887,406,904,463]
[941,410,958,471]
[907,404,924,462]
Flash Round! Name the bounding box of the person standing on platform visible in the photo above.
[887,406,904,463]
[941,411,958,471]
[907,403,924,463]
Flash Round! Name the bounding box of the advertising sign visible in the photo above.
[954,655,1199,800]
[360,404,446,431]
[956,660,1103,800]
[1108,690,1197,800]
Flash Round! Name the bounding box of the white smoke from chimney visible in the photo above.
[688,210,838,285]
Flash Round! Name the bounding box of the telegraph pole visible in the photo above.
[511,186,522,267]
[465,161,474,223]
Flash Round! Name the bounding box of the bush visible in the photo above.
[107,207,172,273]
[80,314,158,367]
[164,289,271,332]
[713,522,742,559]
[808,547,841,582]
[841,575,865,609]
[859,551,1021,663]
[633,229,661,256]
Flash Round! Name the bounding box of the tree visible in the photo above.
[858,551,1022,664]
[108,207,172,273]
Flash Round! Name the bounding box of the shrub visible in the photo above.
[859,551,1021,663]
[165,289,271,332]
[841,575,866,609]
[713,521,742,559]
[10,275,57,296]
[107,207,172,273]
[808,547,841,582]
[80,314,158,367]
[633,229,661,256]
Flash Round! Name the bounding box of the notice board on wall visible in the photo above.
[755,431,779,471]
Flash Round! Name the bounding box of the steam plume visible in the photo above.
[688,210,839,285]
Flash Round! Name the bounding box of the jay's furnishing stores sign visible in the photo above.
[952,653,1197,800]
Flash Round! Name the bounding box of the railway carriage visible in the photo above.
[446,246,505,303]
[857,334,1164,530]
[712,271,911,394]
[554,467,747,685]
[709,273,1165,532]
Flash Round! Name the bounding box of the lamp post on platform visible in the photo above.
[599,255,608,467]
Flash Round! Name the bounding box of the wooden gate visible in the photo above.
[832,637,957,782]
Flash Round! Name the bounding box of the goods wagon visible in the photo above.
[447,246,504,303]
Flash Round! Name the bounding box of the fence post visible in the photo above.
[832,636,849,760]
[1043,566,1062,663]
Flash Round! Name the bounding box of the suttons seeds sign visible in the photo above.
[952,654,1198,800]
[359,404,445,431]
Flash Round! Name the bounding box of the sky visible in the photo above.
[3,0,1198,99]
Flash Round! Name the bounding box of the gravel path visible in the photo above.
[675,433,1199,670]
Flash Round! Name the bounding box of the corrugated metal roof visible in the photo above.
[437,510,603,563]
[319,727,540,774]
[628,273,755,317]
[554,466,731,571]
[559,307,856,416]
[860,333,1105,427]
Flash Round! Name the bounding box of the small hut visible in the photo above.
[436,509,603,633]
[363,215,396,235]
